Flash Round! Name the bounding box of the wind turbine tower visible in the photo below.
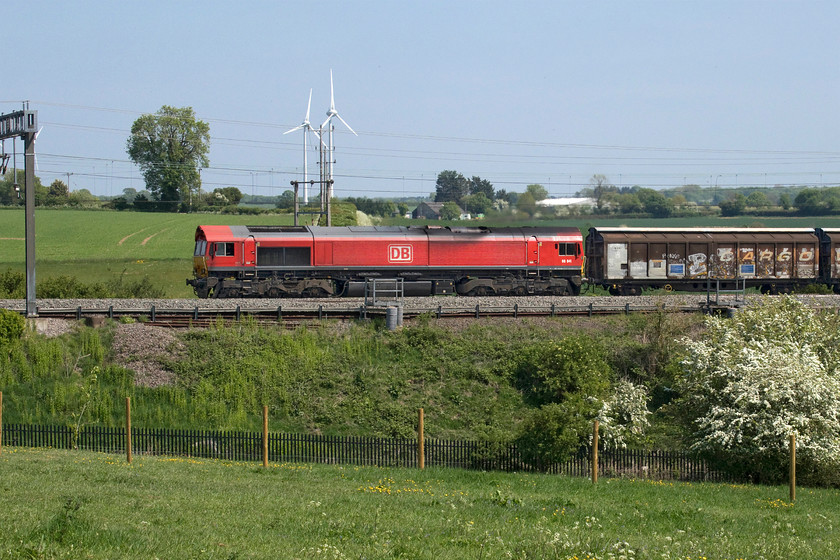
[320,69,357,199]
[284,89,321,203]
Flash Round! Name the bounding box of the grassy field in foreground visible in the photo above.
[1,448,838,559]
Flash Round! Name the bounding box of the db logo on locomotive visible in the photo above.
[388,245,413,263]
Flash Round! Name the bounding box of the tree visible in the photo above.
[439,201,462,220]
[211,187,243,206]
[516,192,537,217]
[678,297,840,484]
[526,183,548,202]
[434,170,468,203]
[468,176,494,199]
[126,105,210,212]
[276,190,296,210]
[636,188,674,217]
[460,192,493,215]
[746,191,769,208]
[47,179,70,206]
[779,193,792,210]
[0,169,45,206]
[589,174,615,211]
[719,193,747,216]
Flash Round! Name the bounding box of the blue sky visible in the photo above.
[3,0,839,199]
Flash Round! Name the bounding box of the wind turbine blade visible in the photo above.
[335,113,357,136]
[34,127,43,170]
[306,89,313,121]
[284,124,305,135]
[329,69,335,111]
[320,115,333,131]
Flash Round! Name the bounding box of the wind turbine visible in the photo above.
[284,89,321,203]
[320,69,357,199]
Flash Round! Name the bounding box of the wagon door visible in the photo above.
[606,242,628,279]
[687,243,709,278]
[648,242,667,279]
[756,244,775,278]
[713,243,736,278]
[796,242,817,278]
[629,243,648,278]
[738,244,756,278]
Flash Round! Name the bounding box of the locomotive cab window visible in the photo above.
[556,243,580,256]
[213,242,235,257]
[194,240,207,257]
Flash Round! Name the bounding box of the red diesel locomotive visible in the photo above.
[187,225,585,298]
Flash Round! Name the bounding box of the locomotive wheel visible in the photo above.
[267,287,281,298]
[302,287,329,298]
[467,286,494,296]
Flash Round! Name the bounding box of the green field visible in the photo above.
[0,209,299,298]
[1,447,837,559]
[3,208,840,298]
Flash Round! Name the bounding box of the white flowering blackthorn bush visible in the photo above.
[597,378,651,450]
[678,296,840,484]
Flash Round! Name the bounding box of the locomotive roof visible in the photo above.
[202,225,581,239]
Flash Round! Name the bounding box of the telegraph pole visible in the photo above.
[1,105,38,317]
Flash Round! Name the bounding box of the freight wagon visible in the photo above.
[586,227,823,295]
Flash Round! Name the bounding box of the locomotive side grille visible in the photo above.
[257,246,311,267]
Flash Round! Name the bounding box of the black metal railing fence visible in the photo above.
[1,423,725,482]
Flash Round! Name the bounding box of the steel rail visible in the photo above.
[8,300,739,327]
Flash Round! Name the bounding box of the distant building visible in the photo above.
[537,197,597,208]
[412,201,466,220]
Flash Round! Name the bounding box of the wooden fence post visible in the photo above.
[418,408,425,470]
[125,397,132,464]
[592,420,599,484]
[790,433,796,502]
[263,405,269,468]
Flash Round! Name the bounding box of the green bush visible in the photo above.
[0,308,25,344]
[0,268,25,298]
[515,402,588,472]
[515,335,610,406]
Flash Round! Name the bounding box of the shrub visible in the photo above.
[515,335,610,406]
[0,268,25,298]
[678,296,840,485]
[515,402,588,472]
[0,308,25,344]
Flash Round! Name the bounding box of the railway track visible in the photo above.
[4,294,840,328]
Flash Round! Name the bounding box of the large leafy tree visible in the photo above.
[468,176,494,199]
[434,170,468,203]
[126,106,210,212]
[0,169,45,206]
[678,297,840,484]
